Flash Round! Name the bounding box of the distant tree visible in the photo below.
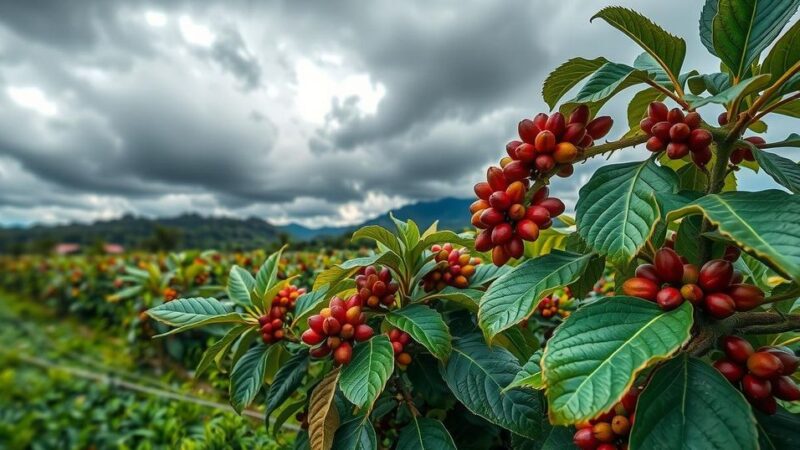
[142,226,181,252]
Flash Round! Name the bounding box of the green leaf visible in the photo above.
[441,334,544,439]
[332,418,377,450]
[230,344,270,414]
[309,369,340,450]
[568,254,606,300]
[754,149,800,193]
[773,99,800,117]
[575,159,678,266]
[675,216,705,266]
[505,350,544,392]
[265,349,309,421]
[762,132,800,149]
[630,354,759,449]
[271,398,306,437]
[542,57,609,109]
[195,324,250,376]
[687,72,732,95]
[397,417,456,450]
[385,304,451,361]
[756,407,800,449]
[479,251,595,341]
[570,62,649,104]
[421,287,482,313]
[764,20,800,84]
[700,0,720,57]
[688,74,771,108]
[543,297,693,425]
[592,6,686,78]
[523,228,571,258]
[712,0,800,79]
[352,225,402,257]
[468,263,512,287]
[627,88,665,130]
[313,253,399,291]
[255,249,283,302]
[147,297,234,328]
[228,265,256,307]
[667,190,800,283]
[339,335,394,409]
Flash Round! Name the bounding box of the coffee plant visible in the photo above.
[145,2,800,449]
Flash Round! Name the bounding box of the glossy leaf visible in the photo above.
[309,369,340,450]
[687,72,731,95]
[421,287,482,313]
[668,190,800,283]
[479,251,595,341]
[688,74,771,108]
[542,57,608,109]
[351,225,402,257]
[592,7,686,77]
[754,149,800,193]
[756,407,800,449]
[570,62,648,104]
[506,350,544,392]
[386,304,451,361]
[712,0,800,78]
[228,265,256,307]
[543,297,693,425]
[699,0,720,56]
[397,417,456,450]
[255,249,282,300]
[265,349,309,421]
[195,324,250,376]
[339,335,394,409]
[764,20,800,82]
[441,334,544,439]
[147,297,235,328]
[575,159,678,266]
[332,418,377,450]
[230,344,270,414]
[523,228,571,258]
[630,354,759,449]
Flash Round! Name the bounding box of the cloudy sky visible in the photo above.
[0,0,796,228]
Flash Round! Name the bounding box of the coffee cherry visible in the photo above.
[718,112,729,125]
[539,198,566,217]
[742,374,772,400]
[586,116,614,140]
[635,264,662,284]
[713,359,745,383]
[762,347,799,375]
[302,329,325,345]
[704,293,736,319]
[772,376,800,401]
[622,277,659,301]
[654,247,684,284]
[656,287,684,310]
[573,428,597,449]
[535,130,556,153]
[666,142,690,159]
[721,336,754,364]
[354,324,374,341]
[611,415,630,436]
[516,220,540,241]
[518,119,539,143]
[648,102,668,121]
[554,142,578,163]
[727,284,764,311]
[747,352,784,379]
[692,146,712,166]
[334,342,353,365]
[669,123,691,141]
[751,396,777,415]
[646,136,665,152]
[651,121,672,141]
[593,422,615,443]
[680,284,704,304]
[698,259,733,293]
[682,264,700,285]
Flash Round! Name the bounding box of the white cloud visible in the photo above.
[145,10,167,27]
[179,16,215,47]
[6,86,58,116]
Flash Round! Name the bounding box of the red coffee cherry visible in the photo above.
[680,284,704,304]
[772,376,800,401]
[333,342,353,365]
[656,287,684,310]
[573,428,597,449]
[762,347,799,375]
[622,277,659,301]
[742,374,772,400]
[727,284,764,311]
[698,259,734,292]
[302,329,325,345]
[752,396,778,415]
[721,336,754,364]
[654,247,684,284]
[586,116,614,140]
[747,352,785,379]
[704,293,736,319]
[713,359,745,383]
[634,263,661,284]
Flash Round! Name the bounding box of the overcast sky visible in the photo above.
[0,0,796,228]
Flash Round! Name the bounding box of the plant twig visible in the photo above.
[751,92,800,124]
[643,78,690,110]
[687,312,800,357]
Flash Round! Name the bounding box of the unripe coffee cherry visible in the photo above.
[611,415,630,435]
[680,284,704,304]
[622,277,659,301]
[698,259,733,292]
[573,428,597,450]
[554,142,578,163]
[747,352,784,379]
[704,293,736,319]
[713,359,745,382]
[742,374,772,400]
[654,247,684,284]
[682,264,699,284]
[772,376,800,401]
[727,284,764,311]
[656,287,684,310]
[535,130,556,153]
[397,352,412,365]
[593,422,615,443]
[721,336,754,364]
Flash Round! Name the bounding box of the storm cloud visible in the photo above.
[0,0,794,227]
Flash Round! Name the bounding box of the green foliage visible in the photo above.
[385,304,451,361]
[338,336,395,409]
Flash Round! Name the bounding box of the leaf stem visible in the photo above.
[643,78,690,110]
[751,92,800,124]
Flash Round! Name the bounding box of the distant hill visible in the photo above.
[0,197,474,254]
[279,197,473,240]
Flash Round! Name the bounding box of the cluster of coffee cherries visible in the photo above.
[641,101,713,166]
[388,328,413,367]
[301,296,374,365]
[259,285,306,344]
[508,105,613,178]
[163,287,179,302]
[421,243,481,291]
[622,247,764,318]
[536,287,573,319]
[573,387,640,450]
[730,136,764,165]
[472,183,565,266]
[355,266,399,309]
[713,336,800,414]
[471,105,612,266]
